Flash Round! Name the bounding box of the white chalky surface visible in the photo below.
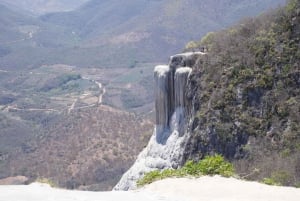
[1,176,300,201]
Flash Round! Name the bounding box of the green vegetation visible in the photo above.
[262,177,281,186]
[137,155,234,186]
[36,177,57,187]
[40,73,81,92]
[262,171,293,186]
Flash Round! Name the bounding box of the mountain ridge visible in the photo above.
[0,0,285,69]
[0,0,88,15]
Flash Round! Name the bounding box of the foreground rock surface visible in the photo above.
[144,176,300,201]
[1,176,300,201]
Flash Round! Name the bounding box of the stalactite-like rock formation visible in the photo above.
[154,65,171,139]
[173,67,192,135]
[114,52,204,191]
[154,65,193,141]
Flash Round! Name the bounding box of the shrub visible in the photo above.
[262,171,293,186]
[136,170,161,186]
[185,41,198,50]
[40,73,81,92]
[137,155,234,187]
[36,177,57,187]
[262,177,281,186]
[197,154,234,177]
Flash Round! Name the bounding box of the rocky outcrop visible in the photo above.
[114,52,205,190]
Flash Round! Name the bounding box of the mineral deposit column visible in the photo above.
[154,65,171,139]
[174,67,192,109]
[173,67,192,135]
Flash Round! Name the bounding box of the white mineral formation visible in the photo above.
[154,65,171,136]
[114,53,199,190]
[1,176,300,201]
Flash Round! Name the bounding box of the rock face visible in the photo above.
[114,52,204,190]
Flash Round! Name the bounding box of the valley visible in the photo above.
[0,63,155,190]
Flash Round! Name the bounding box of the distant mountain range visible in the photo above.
[0,0,88,14]
[0,0,285,69]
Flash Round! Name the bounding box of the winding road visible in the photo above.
[94,80,106,105]
[82,77,106,105]
[67,77,106,113]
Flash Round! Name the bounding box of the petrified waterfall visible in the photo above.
[114,52,204,191]
[154,65,171,139]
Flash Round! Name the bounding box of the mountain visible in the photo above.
[0,0,285,69]
[0,0,88,14]
[115,0,300,189]
[40,0,286,67]
[0,4,81,70]
[0,4,37,44]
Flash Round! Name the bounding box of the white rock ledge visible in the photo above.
[1,177,300,201]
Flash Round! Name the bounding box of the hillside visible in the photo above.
[0,4,79,71]
[183,0,300,187]
[1,105,153,190]
[0,64,154,190]
[0,4,38,44]
[0,0,88,14]
[40,0,286,67]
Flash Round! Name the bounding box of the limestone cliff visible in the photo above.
[114,52,204,190]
